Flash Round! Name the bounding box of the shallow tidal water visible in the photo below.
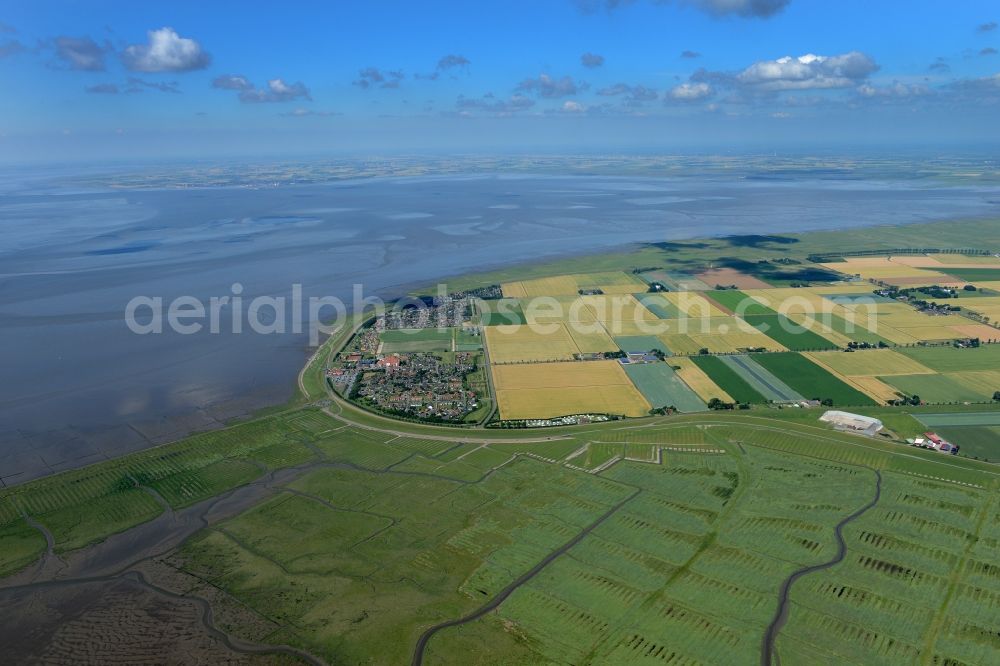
[2,170,998,484]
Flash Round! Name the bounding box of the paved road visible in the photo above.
[760,468,883,665]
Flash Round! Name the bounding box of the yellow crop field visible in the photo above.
[688,327,784,353]
[493,361,650,419]
[573,271,647,289]
[670,357,734,403]
[597,284,647,295]
[893,325,964,341]
[923,254,1000,267]
[822,258,958,285]
[520,296,598,325]
[606,319,671,337]
[581,294,662,333]
[513,275,581,298]
[951,323,1000,341]
[875,304,968,327]
[484,322,579,362]
[849,376,903,403]
[566,324,618,354]
[744,288,830,313]
[500,281,528,298]
[867,326,919,345]
[664,292,727,317]
[804,350,935,376]
[503,271,645,300]
[809,284,878,294]
[958,297,1000,322]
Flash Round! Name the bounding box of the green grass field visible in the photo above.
[917,412,1000,427]
[752,352,877,406]
[689,355,768,404]
[898,344,1000,372]
[881,373,987,404]
[380,327,455,352]
[719,354,804,402]
[939,267,1000,282]
[743,314,840,351]
[930,425,1000,461]
[705,289,773,315]
[9,217,1000,662]
[480,300,527,326]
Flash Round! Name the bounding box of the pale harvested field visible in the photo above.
[520,296,598,325]
[951,323,1000,341]
[671,357,734,403]
[809,284,881,294]
[484,322,579,362]
[493,360,651,419]
[694,267,771,290]
[882,275,967,288]
[689,329,784,354]
[804,349,935,376]
[664,291,728,317]
[894,254,1000,268]
[574,271,647,289]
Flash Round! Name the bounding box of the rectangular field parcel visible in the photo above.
[493,361,651,419]
[621,362,707,412]
[752,352,877,406]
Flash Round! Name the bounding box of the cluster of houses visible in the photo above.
[378,295,472,331]
[909,432,959,454]
[354,352,480,421]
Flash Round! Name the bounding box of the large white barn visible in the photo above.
[819,410,884,437]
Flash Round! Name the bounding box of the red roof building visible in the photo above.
[377,354,401,369]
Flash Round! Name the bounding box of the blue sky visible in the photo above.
[1,0,999,161]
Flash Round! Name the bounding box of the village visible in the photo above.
[325,291,487,423]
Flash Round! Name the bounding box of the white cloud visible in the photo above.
[562,100,586,113]
[121,27,210,72]
[669,81,713,100]
[736,51,878,91]
[212,75,310,103]
[238,79,311,103]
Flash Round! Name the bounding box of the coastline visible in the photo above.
[5,182,1000,486]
